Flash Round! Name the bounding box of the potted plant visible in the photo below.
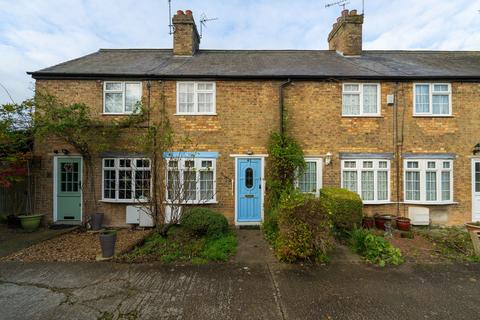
[374,214,395,231]
[362,216,375,229]
[100,229,117,258]
[395,216,411,232]
[466,221,480,232]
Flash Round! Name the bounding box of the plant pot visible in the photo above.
[396,217,411,232]
[90,213,104,231]
[100,230,117,258]
[374,214,394,231]
[18,214,44,232]
[465,222,480,232]
[362,217,375,229]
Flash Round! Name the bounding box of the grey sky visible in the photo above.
[1,0,479,104]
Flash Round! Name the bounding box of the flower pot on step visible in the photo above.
[362,217,375,229]
[396,217,411,232]
[100,230,117,258]
[18,214,44,232]
[374,214,394,231]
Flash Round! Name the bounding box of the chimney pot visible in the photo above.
[341,9,349,16]
[185,9,192,16]
[177,10,184,15]
[350,9,357,16]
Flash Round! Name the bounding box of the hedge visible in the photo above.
[320,187,363,232]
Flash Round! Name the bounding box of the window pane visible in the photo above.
[363,85,378,114]
[120,159,131,167]
[103,169,116,199]
[361,171,374,201]
[105,82,122,91]
[433,84,449,92]
[441,171,450,201]
[476,163,480,193]
[105,92,123,113]
[299,161,317,193]
[427,161,436,169]
[197,92,213,113]
[104,159,115,168]
[167,170,179,200]
[432,94,449,115]
[118,170,132,199]
[183,171,197,200]
[379,161,388,168]
[407,161,419,169]
[245,168,254,188]
[200,170,214,200]
[426,172,437,201]
[344,161,356,168]
[342,94,360,115]
[377,171,388,201]
[201,160,212,168]
[415,85,430,113]
[125,83,141,112]
[342,171,357,193]
[363,161,373,168]
[406,171,420,200]
[178,83,195,113]
[344,84,359,92]
[443,161,450,169]
[135,170,151,199]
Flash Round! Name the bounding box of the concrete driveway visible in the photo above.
[1,260,480,320]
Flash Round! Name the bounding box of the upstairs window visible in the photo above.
[414,83,451,116]
[176,82,216,115]
[103,82,142,114]
[342,83,380,116]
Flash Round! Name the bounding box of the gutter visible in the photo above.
[279,79,292,136]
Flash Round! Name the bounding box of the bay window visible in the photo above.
[404,159,453,203]
[341,159,390,203]
[102,158,151,202]
[166,157,216,203]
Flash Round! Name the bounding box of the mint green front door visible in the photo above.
[56,157,82,221]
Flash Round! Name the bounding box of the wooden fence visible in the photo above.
[0,181,28,215]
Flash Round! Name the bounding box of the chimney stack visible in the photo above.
[328,9,364,56]
[172,10,200,56]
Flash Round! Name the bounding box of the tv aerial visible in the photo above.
[199,13,218,39]
[325,0,365,14]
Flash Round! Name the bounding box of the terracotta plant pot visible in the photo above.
[100,230,117,258]
[396,217,411,232]
[362,217,375,229]
[465,222,480,232]
[374,214,394,231]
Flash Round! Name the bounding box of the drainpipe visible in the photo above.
[279,78,292,135]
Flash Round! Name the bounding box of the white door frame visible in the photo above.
[472,159,480,222]
[53,155,83,223]
[230,154,267,226]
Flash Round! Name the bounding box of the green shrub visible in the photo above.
[262,208,279,246]
[274,189,333,263]
[320,187,363,233]
[350,229,403,267]
[180,208,229,239]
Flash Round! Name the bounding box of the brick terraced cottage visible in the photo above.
[29,9,480,227]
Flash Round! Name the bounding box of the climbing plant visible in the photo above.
[266,132,306,211]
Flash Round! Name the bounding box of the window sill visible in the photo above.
[174,113,217,116]
[363,201,392,205]
[101,113,139,116]
[100,199,148,204]
[341,115,383,118]
[403,201,458,206]
[413,115,453,118]
[164,201,218,205]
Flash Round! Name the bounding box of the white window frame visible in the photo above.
[103,81,142,115]
[176,81,216,115]
[413,83,452,117]
[342,83,381,117]
[165,157,217,204]
[404,159,454,204]
[296,158,323,196]
[101,158,151,203]
[340,159,390,204]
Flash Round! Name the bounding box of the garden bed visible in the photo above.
[118,225,237,264]
[1,228,151,262]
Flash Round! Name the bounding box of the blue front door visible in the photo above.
[237,158,262,222]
